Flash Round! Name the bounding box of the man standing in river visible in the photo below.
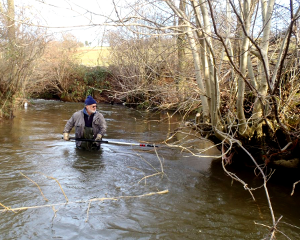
[63,95,107,150]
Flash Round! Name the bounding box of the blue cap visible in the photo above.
[85,95,97,105]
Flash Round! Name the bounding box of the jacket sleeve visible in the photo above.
[95,113,107,135]
[63,114,76,133]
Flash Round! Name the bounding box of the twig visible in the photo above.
[236,142,277,238]
[85,201,91,222]
[137,172,164,184]
[131,147,169,184]
[38,172,69,202]
[20,172,48,202]
[254,220,292,240]
[221,143,256,201]
[0,190,169,213]
[52,206,58,218]
[0,202,17,213]
[154,143,164,175]
[163,134,223,159]
[291,180,300,196]
[280,221,300,230]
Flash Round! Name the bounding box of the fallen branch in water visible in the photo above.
[0,190,169,214]
[130,146,169,185]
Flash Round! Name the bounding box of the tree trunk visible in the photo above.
[176,0,186,88]
[191,0,211,112]
[7,0,15,43]
[237,0,251,136]
[251,0,275,139]
[185,27,211,121]
[165,0,211,121]
[199,0,220,127]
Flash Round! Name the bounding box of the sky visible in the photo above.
[13,0,120,46]
[8,0,294,46]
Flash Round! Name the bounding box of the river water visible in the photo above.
[0,100,300,240]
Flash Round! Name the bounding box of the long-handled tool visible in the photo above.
[69,137,158,148]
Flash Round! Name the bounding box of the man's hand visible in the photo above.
[95,134,102,141]
[63,133,70,141]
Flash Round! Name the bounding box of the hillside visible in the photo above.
[75,46,111,66]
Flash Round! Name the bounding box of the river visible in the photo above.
[0,100,299,239]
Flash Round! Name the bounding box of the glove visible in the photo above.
[63,133,70,141]
[95,134,102,141]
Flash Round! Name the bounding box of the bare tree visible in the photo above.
[98,0,300,238]
[0,0,48,117]
[7,0,300,237]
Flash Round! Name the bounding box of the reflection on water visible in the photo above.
[0,100,299,240]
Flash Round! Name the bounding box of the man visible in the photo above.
[63,95,107,150]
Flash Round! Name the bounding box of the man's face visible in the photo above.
[86,104,97,114]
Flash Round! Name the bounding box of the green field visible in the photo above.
[75,46,111,67]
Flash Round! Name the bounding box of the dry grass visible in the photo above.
[75,46,111,66]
